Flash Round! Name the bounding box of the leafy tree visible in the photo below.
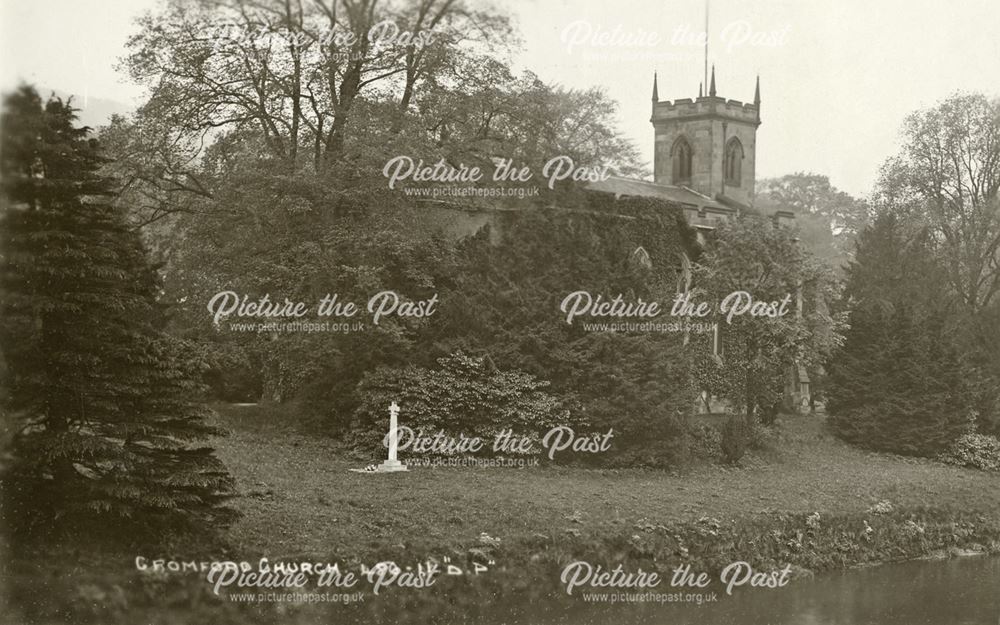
[876,93,1000,314]
[112,0,645,226]
[410,59,646,182]
[692,216,842,422]
[827,212,971,456]
[875,93,1000,434]
[156,162,453,412]
[756,173,869,275]
[122,0,514,171]
[104,6,650,413]
[0,86,233,531]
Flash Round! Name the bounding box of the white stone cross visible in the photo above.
[377,401,408,472]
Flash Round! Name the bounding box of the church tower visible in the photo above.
[651,67,761,208]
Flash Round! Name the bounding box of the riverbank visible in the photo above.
[5,404,1000,624]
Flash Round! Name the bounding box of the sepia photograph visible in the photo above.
[1,0,999,623]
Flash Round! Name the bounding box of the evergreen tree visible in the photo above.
[827,212,970,456]
[0,86,233,531]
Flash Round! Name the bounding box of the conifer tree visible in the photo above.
[827,212,970,456]
[0,86,233,530]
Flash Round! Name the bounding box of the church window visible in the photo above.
[724,137,743,186]
[671,137,693,184]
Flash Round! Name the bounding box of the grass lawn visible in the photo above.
[7,403,1000,625]
[212,403,1000,560]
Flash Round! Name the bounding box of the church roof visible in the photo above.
[588,176,725,208]
[587,176,737,229]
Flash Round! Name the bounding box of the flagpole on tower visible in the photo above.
[704,0,710,93]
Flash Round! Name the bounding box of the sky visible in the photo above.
[2,0,999,197]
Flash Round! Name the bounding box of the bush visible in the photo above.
[348,352,575,459]
[606,409,691,468]
[758,399,781,426]
[687,423,723,461]
[721,415,749,464]
[938,433,1000,472]
[747,419,782,450]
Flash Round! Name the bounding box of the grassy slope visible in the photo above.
[214,404,1000,560]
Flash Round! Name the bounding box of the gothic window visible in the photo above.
[630,246,652,270]
[671,137,693,184]
[724,137,744,186]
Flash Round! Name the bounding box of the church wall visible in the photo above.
[653,118,718,192]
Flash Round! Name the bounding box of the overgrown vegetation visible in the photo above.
[690,215,841,422]
[348,352,573,458]
[424,197,700,466]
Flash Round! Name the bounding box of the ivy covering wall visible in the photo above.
[349,193,703,466]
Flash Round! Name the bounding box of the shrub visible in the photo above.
[747,419,782,450]
[938,433,1000,472]
[720,415,749,464]
[348,352,575,459]
[606,408,691,468]
[758,399,781,426]
[687,423,723,461]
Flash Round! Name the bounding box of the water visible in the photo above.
[518,556,1000,625]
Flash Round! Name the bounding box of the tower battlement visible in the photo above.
[650,67,761,207]
[651,97,760,126]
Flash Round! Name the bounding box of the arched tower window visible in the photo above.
[724,137,744,186]
[671,137,693,184]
